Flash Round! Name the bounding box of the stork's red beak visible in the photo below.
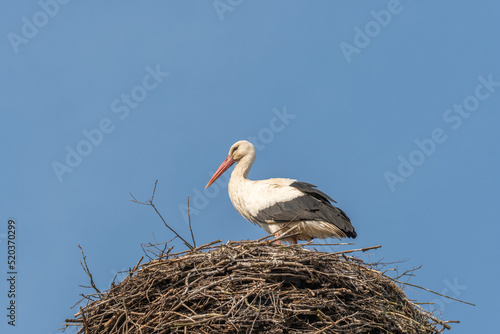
[205,156,236,189]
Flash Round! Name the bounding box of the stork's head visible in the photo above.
[228,140,255,162]
[205,140,255,188]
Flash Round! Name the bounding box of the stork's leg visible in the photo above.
[292,236,298,244]
[274,232,281,245]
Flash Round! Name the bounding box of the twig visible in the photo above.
[386,276,476,306]
[151,180,158,202]
[130,180,194,250]
[306,242,355,246]
[80,306,89,334]
[332,245,382,255]
[132,256,144,272]
[78,244,101,294]
[148,202,194,250]
[165,239,222,259]
[394,265,422,281]
[187,196,196,248]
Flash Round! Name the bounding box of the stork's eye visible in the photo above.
[231,146,239,154]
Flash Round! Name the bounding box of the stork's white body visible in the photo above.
[206,140,356,243]
[229,177,298,227]
[229,176,347,241]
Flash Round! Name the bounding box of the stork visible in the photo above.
[205,140,357,244]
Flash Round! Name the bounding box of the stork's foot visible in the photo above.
[274,233,298,244]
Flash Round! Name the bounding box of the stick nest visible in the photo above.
[65,240,448,333]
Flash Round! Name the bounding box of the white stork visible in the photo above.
[205,140,357,244]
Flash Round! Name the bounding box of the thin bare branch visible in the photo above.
[187,196,196,248]
[331,245,382,256]
[80,306,89,334]
[149,201,193,250]
[150,179,158,202]
[78,244,101,295]
[385,276,476,306]
[130,180,194,250]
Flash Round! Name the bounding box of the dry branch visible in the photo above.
[77,244,101,295]
[129,180,194,250]
[187,196,196,248]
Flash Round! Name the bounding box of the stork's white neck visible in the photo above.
[231,152,256,181]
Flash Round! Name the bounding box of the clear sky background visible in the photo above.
[1,1,499,333]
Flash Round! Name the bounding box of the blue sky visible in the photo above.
[1,1,499,332]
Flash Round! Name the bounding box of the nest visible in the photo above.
[65,239,450,334]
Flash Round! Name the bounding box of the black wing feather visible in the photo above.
[290,181,337,203]
[254,181,357,238]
